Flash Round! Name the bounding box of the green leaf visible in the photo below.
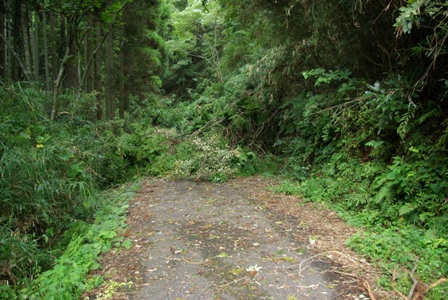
[365,140,384,148]
[399,203,416,216]
[122,239,132,250]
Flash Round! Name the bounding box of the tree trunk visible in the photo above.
[119,25,126,119]
[51,11,82,119]
[95,24,103,121]
[0,1,5,80]
[119,70,125,119]
[64,32,78,88]
[3,0,11,81]
[31,10,39,81]
[51,45,70,120]
[21,4,32,80]
[105,28,114,120]
[85,13,94,93]
[12,0,22,80]
[42,10,50,92]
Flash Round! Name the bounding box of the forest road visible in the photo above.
[86,176,373,300]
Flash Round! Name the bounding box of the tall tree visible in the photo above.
[95,21,103,120]
[0,0,170,120]
[104,26,114,120]
[0,1,6,80]
[41,9,50,91]
[165,0,226,95]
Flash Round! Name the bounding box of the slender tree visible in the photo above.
[95,21,103,120]
[42,9,50,91]
[0,1,5,80]
[104,26,114,120]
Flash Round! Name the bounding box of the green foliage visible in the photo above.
[371,150,448,229]
[302,68,352,87]
[0,228,52,287]
[0,84,145,293]
[347,225,448,297]
[271,72,448,293]
[0,85,98,286]
[117,125,179,177]
[171,134,237,182]
[164,0,227,95]
[18,183,138,300]
[0,284,17,300]
[273,159,448,297]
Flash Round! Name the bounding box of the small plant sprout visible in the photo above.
[216,252,230,258]
[309,235,317,245]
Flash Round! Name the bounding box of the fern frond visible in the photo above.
[373,185,394,205]
[418,108,440,124]
[397,102,418,139]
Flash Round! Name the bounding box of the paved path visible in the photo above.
[132,180,335,300]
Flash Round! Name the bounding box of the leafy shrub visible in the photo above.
[273,69,448,296]
[18,183,138,299]
[0,85,101,287]
[0,84,144,292]
[347,225,448,297]
[171,134,237,182]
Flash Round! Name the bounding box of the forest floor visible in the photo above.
[83,176,391,300]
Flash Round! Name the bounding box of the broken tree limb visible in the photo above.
[362,279,376,300]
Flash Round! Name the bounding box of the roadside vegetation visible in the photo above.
[1,0,447,299]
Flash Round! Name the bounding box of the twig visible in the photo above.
[218,276,248,290]
[329,269,358,278]
[292,250,367,276]
[329,269,376,300]
[308,96,373,116]
[179,118,224,138]
[427,277,447,291]
[407,259,419,299]
[362,279,376,300]
[164,257,209,265]
[392,277,446,300]
[393,285,409,300]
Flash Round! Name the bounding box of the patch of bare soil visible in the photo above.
[83,176,392,300]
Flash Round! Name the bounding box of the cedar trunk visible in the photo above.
[105,30,114,120]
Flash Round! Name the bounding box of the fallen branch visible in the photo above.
[329,269,376,300]
[362,279,376,300]
[293,250,367,276]
[164,257,209,265]
[293,250,377,299]
[329,269,358,278]
[217,276,248,290]
[407,260,419,299]
[392,285,409,300]
[426,277,447,291]
[385,277,445,300]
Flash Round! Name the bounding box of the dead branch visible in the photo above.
[164,257,209,265]
[407,260,419,299]
[426,277,447,291]
[363,279,376,300]
[294,250,377,299]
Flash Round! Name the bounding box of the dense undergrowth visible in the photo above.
[270,71,448,298]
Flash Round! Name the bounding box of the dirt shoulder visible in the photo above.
[83,176,390,299]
